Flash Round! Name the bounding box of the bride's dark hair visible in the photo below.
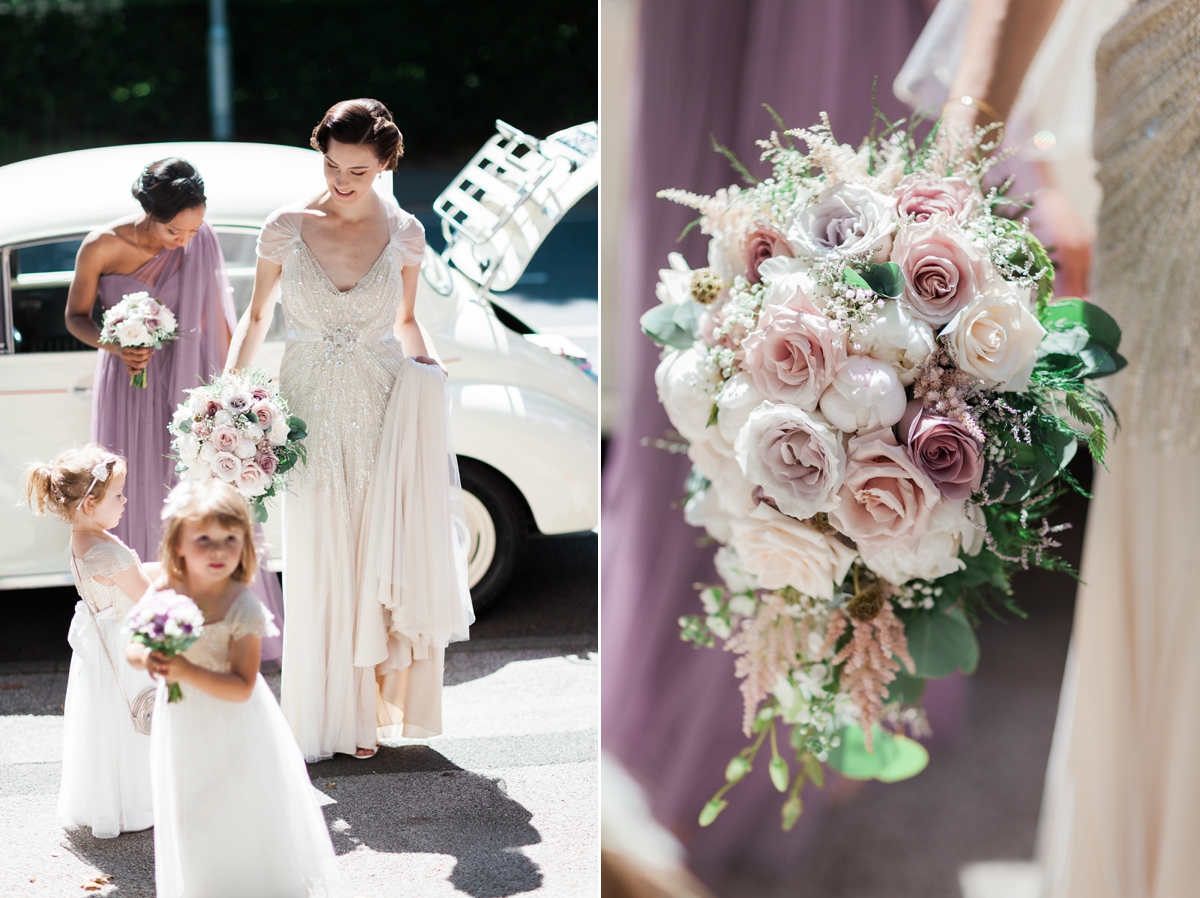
[310,98,404,171]
[131,158,206,223]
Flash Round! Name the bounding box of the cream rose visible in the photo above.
[714,545,760,594]
[268,415,290,446]
[236,462,269,497]
[729,504,858,599]
[941,281,1047,391]
[735,402,845,520]
[788,183,897,261]
[858,498,979,584]
[818,356,907,433]
[684,485,733,544]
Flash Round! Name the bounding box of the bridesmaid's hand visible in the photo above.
[106,343,154,376]
[410,355,447,376]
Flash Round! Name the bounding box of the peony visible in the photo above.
[892,214,993,326]
[176,433,200,462]
[255,449,279,476]
[829,428,939,552]
[233,438,258,460]
[250,400,276,430]
[712,374,766,457]
[899,399,984,500]
[729,504,858,600]
[741,292,845,410]
[742,225,794,284]
[818,356,907,433]
[211,451,241,482]
[893,174,976,223]
[855,300,935,385]
[210,425,241,454]
[788,183,896,261]
[735,402,845,520]
[268,415,290,446]
[236,462,268,497]
[222,388,253,415]
[655,347,722,447]
[115,319,151,346]
[941,281,1047,391]
[858,499,980,584]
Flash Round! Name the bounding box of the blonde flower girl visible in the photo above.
[127,479,337,897]
[25,444,156,838]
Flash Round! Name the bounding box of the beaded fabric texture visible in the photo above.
[182,591,279,674]
[257,199,426,522]
[70,541,141,619]
[1094,0,1200,451]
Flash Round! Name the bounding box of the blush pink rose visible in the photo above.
[740,294,846,411]
[210,425,241,453]
[892,214,993,326]
[255,449,279,476]
[893,175,976,223]
[251,401,276,429]
[899,399,984,500]
[237,462,268,496]
[828,427,939,553]
[742,226,794,285]
[211,451,241,482]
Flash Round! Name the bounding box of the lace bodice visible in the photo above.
[70,540,142,619]
[183,591,279,674]
[257,197,426,516]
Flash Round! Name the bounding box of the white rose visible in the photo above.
[683,485,733,544]
[858,499,977,584]
[818,356,907,433]
[714,545,760,594]
[712,373,766,457]
[706,230,743,283]
[856,300,935,385]
[233,438,258,459]
[788,183,897,261]
[655,252,695,305]
[115,320,151,346]
[176,434,200,461]
[655,346,722,447]
[728,504,858,600]
[268,415,290,446]
[181,463,208,481]
[941,282,1047,391]
[158,306,177,332]
[735,402,845,520]
[198,442,218,463]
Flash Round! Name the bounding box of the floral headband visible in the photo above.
[82,454,119,499]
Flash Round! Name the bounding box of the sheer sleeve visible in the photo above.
[81,541,140,580]
[388,204,426,268]
[227,592,281,642]
[256,205,305,265]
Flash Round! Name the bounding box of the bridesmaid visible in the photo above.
[64,158,285,662]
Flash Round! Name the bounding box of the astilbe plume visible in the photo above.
[911,347,987,442]
[725,591,813,736]
[821,602,914,751]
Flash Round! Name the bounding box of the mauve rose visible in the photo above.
[210,425,241,453]
[250,386,272,401]
[899,399,983,500]
[735,402,845,520]
[893,175,976,223]
[740,293,845,411]
[829,427,939,553]
[143,315,161,332]
[222,388,253,415]
[256,449,278,476]
[251,401,276,429]
[892,214,993,326]
[789,183,896,261]
[743,226,794,285]
[202,399,219,418]
[211,451,241,482]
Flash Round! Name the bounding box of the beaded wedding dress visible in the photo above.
[150,590,338,898]
[257,197,473,761]
[1034,3,1200,895]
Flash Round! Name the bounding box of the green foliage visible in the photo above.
[826,725,930,783]
[710,133,759,184]
[886,669,927,704]
[640,300,703,349]
[899,606,979,678]
[863,262,904,298]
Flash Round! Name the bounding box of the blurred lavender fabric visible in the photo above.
[601,0,939,880]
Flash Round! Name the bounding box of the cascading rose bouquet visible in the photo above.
[643,112,1123,830]
[97,291,178,388]
[170,368,307,522]
[127,590,205,702]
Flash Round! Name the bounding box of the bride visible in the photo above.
[226,98,473,760]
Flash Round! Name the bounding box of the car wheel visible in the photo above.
[457,457,529,614]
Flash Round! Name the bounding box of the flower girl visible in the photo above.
[127,479,337,898]
[25,444,155,838]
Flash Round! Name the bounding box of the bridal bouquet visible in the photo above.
[128,590,205,702]
[643,112,1122,829]
[97,291,178,387]
[170,368,307,521]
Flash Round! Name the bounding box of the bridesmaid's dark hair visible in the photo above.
[131,157,206,223]
[310,98,404,171]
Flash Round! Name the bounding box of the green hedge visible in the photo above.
[0,0,597,166]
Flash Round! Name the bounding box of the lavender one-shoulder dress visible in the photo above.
[90,222,284,661]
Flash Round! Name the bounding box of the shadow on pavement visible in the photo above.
[312,745,543,897]
[62,826,155,897]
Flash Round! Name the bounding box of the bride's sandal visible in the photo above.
[353,747,377,760]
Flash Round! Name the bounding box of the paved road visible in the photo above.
[0,533,597,898]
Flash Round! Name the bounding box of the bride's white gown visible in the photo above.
[257,197,473,761]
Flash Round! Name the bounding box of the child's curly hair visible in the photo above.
[25,444,127,523]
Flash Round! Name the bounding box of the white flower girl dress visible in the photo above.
[150,590,337,898]
[62,540,154,837]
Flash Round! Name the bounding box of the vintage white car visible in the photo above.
[0,122,599,610]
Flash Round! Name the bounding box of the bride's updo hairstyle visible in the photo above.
[310,98,404,171]
[131,157,206,223]
[159,480,258,584]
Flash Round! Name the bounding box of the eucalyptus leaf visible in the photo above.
[640,301,703,349]
[864,262,904,298]
[1078,342,1127,379]
[1037,325,1089,357]
[842,268,870,291]
[1040,298,1122,352]
[826,725,930,782]
[902,606,979,677]
[887,669,927,704]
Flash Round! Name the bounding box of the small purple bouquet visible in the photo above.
[127,590,205,702]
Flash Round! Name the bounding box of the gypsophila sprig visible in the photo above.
[640,103,1123,830]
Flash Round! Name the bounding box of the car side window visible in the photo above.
[215,228,285,342]
[7,238,96,354]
